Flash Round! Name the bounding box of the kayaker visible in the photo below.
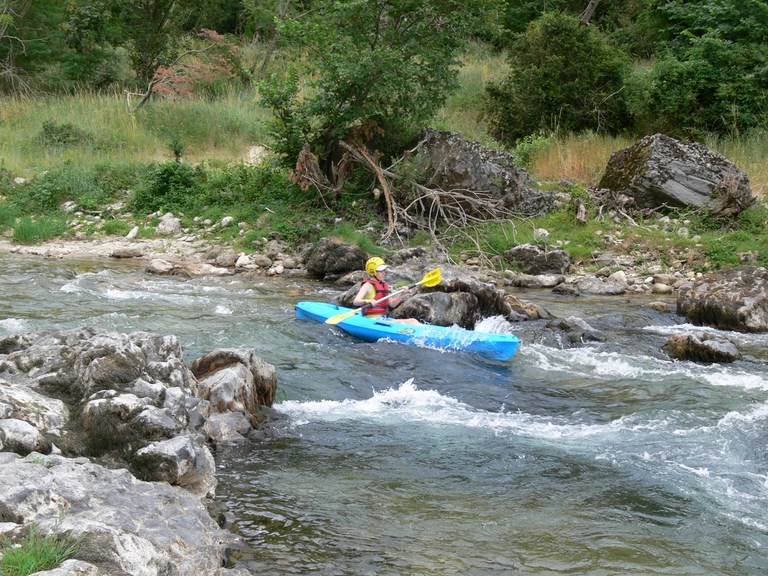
[353,257,421,325]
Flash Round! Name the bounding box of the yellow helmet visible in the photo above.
[365,256,388,276]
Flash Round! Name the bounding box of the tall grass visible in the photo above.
[12,216,68,244]
[2,61,766,196]
[433,42,509,146]
[1,48,765,265]
[705,131,768,199]
[0,91,270,177]
[527,132,636,185]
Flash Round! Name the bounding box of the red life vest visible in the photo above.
[361,278,390,316]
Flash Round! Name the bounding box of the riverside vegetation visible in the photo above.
[0,524,80,576]
[0,45,767,274]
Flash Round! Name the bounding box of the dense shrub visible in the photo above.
[11,166,106,213]
[37,121,94,147]
[626,36,768,138]
[129,161,203,214]
[484,12,632,146]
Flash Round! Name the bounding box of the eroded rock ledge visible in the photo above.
[0,327,278,575]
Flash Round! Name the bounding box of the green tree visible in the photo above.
[501,0,588,34]
[627,0,768,137]
[1,0,69,93]
[484,12,631,146]
[259,0,496,177]
[64,0,209,86]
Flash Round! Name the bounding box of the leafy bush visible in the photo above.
[37,121,94,147]
[260,0,490,173]
[626,0,768,138]
[9,165,115,213]
[321,221,380,255]
[512,132,554,170]
[200,162,301,207]
[0,201,20,231]
[627,37,768,138]
[129,161,203,214]
[102,218,133,236]
[737,202,768,235]
[484,12,632,146]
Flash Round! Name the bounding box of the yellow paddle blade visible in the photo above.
[324,307,362,325]
[421,267,441,287]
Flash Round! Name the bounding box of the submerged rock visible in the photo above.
[662,332,742,363]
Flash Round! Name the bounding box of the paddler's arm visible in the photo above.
[386,285,410,307]
[353,282,376,309]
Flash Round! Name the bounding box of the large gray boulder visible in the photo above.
[0,417,53,455]
[598,133,755,216]
[0,328,276,478]
[0,452,244,576]
[0,328,278,574]
[408,128,555,216]
[504,243,571,274]
[677,266,768,332]
[190,348,277,413]
[305,237,366,280]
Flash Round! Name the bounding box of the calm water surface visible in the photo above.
[2,254,767,575]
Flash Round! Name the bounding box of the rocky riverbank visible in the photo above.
[0,326,282,575]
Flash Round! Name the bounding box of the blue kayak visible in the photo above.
[295,301,520,361]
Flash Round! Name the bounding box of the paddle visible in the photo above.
[325,267,441,325]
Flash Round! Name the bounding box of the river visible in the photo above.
[1,254,767,575]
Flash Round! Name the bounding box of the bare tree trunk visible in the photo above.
[0,0,33,93]
[579,0,601,24]
[255,0,291,81]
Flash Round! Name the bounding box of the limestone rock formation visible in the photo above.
[598,133,754,216]
[677,266,768,332]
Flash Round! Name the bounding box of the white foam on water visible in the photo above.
[279,378,615,442]
[279,378,768,531]
[279,378,469,426]
[700,368,768,392]
[59,281,82,294]
[474,315,517,334]
[0,317,29,334]
[521,342,768,392]
[646,322,768,351]
[717,402,768,428]
[520,344,673,380]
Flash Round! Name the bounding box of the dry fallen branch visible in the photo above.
[593,188,655,230]
[331,140,532,260]
[290,143,334,210]
[340,141,396,240]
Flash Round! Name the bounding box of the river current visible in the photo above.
[2,254,767,575]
